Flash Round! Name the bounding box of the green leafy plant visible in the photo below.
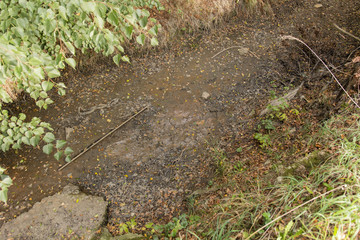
[153,214,189,238]
[267,99,289,121]
[119,217,138,234]
[233,161,245,173]
[254,132,271,148]
[0,167,12,203]
[0,0,162,203]
[211,147,228,176]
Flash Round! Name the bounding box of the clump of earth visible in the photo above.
[0,0,359,236]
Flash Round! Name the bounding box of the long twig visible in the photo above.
[58,106,148,171]
[334,23,360,42]
[244,185,347,240]
[212,46,245,59]
[281,35,360,110]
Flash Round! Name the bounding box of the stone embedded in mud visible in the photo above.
[202,91,210,100]
[0,184,107,240]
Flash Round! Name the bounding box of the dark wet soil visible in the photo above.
[0,0,359,233]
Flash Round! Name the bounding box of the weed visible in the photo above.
[211,147,228,176]
[254,132,271,148]
[118,217,137,234]
[233,161,245,173]
[153,214,189,238]
[185,106,360,240]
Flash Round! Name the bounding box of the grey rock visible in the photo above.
[0,184,107,240]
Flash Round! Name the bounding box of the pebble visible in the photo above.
[314,4,323,8]
[202,92,210,100]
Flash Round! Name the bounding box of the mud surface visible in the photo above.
[0,0,359,231]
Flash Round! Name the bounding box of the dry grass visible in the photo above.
[1,79,18,102]
[157,0,272,42]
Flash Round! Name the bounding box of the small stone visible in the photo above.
[65,127,73,140]
[202,92,210,100]
[314,3,323,8]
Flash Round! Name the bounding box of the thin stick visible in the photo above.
[281,35,360,110]
[244,185,346,240]
[212,46,245,59]
[58,106,148,171]
[334,23,360,42]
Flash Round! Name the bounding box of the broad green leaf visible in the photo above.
[45,98,54,105]
[30,135,40,147]
[39,91,48,99]
[95,15,105,30]
[43,143,54,155]
[151,37,159,46]
[21,136,30,145]
[54,151,63,161]
[107,10,119,26]
[33,127,44,136]
[64,147,73,155]
[42,81,54,91]
[47,69,61,78]
[136,34,145,45]
[80,1,96,13]
[65,58,76,69]
[58,6,68,20]
[139,17,148,28]
[36,99,45,108]
[30,91,40,100]
[1,175,12,187]
[64,41,75,55]
[121,55,130,63]
[149,25,158,36]
[0,188,8,204]
[57,83,67,88]
[124,26,133,39]
[33,68,45,80]
[58,88,66,96]
[113,54,122,65]
[29,57,43,66]
[19,113,26,121]
[0,89,12,103]
[65,156,71,162]
[56,140,67,149]
[116,45,124,53]
[43,132,55,143]
[6,129,13,137]
[14,65,22,78]
[12,143,20,149]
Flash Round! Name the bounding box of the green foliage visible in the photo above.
[0,0,162,203]
[153,214,191,238]
[0,166,12,204]
[210,147,228,176]
[190,110,360,239]
[254,132,271,148]
[267,99,289,121]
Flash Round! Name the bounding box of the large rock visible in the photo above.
[0,184,107,240]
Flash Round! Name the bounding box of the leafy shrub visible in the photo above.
[0,0,162,202]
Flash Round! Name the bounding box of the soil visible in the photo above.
[0,0,359,235]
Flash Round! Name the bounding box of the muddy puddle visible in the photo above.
[1,0,358,229]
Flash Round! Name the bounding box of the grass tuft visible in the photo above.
[185,107,360,239]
